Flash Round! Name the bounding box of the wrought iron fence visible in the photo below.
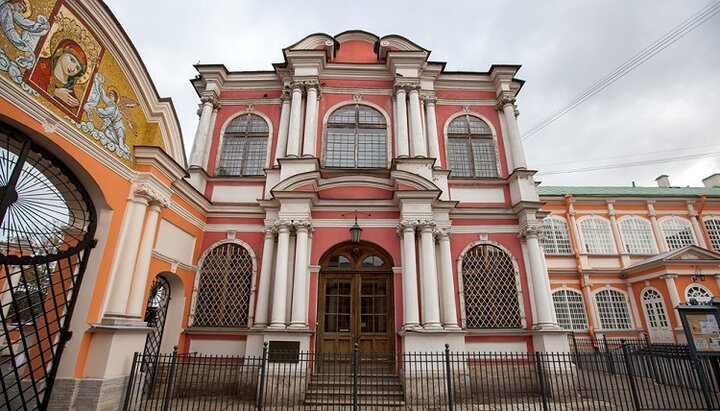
[124,342,720,410]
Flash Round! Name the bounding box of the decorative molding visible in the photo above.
[135,182,170,208]
[495,92,516,111]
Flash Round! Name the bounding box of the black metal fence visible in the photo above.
[123,342,720,410]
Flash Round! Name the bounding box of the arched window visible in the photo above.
[618,217,656,254]
[642,288,669,329]
[686,285,712,304]
[595,289,633,330]
[325,104,387,168]
[216,113,269,176]
[552,289,588,330]
[192,243,254,327]
[660,217,696,251]
[542,217,573,254]
[578,217,615,254]
[461,244,522,329]
[447,115,498,178]
[704,218,720,252]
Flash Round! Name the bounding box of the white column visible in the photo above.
[419,221,441,328]
[437,228,459,329]
[625,283,642,330]
[688,203,707,248]
[663,275,682,326]
[289,221,311,328]
[188,95,217,168]
[583,281,600,331]
[497,93,527,170]
[394,86,409,158]
[522,224,559,328]
[126,200,166,317]
[400,221,420,328]
[204,105,219,170]
[286,83,304,157]
[253,227,276,327]
[105,196,149,317]
[302,82,319,157]
[715,275,720,297]
[424,96,441,167]
[274,91,291,165]
[269,221,291,328]
[408,85,426,157]
[648,202,668,252]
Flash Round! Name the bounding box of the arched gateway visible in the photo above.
[317,241,394,355]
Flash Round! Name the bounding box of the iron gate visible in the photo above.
[0,123,96,410]
[140,276,170,393]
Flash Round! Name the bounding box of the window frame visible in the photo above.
[215,112,271,177]
[617,216,657,255]
[190,240,258,329]
[685,284,713,304]
[444,112,501,179]
[457,241,525,330]
[322,103,389,169]
[641,287,670,329]
[542,216,573,255]
[551,288,588,331]
[578,216,616,255]
[659,216,697,251]
[704,217,720,252]
[594,288,634,331]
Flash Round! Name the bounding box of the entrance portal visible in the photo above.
[317,242,394,355]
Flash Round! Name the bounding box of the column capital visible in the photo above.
[519,222,543,241]
[660,274,678,280]
[292,219,313,232]
[274,219,293,231]
[398,219,418,232]
[303,80,320,93]
[280,89,292,104]
[393,83,408,95]
[135,183,170,208]
[417,219,436,231]
[200,94,219,107]
[263,225,277,237]
[422,95,438,105]
[434,227,452,239]
[495,92,516,111]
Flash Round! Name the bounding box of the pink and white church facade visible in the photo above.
[184,30,568,358]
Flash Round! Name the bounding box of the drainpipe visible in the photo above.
[697,195,714,251]
[565,194,597,339]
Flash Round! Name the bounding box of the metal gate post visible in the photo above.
[621,341,642,411]
[162,346,178,411]
[257,342,268,410]
[122,352,139,411]
[535,352,549,411]
[353,343,359,411]
[444,344,455,411]
[603,335,616,374]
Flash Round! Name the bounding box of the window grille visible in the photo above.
[642,289,669,328]
[193,243,253,327]
[216,113,268,176]
[325,105,386,168]
[704,218,720,252]
[461,244,522,328]
[552,289,588,330]
[686,285,712,304]
[579,217,615,254]
[595,289,633,330]
[447,115,498,178]
[619,217,656,254]
[542,217,573,254]
[660,217,696,251]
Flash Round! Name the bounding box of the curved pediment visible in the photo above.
[0,0,185,167]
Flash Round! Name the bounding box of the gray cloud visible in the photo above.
[105,0,720,187]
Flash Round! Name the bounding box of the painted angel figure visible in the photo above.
[85,73,137,151]
[0,0,50,68]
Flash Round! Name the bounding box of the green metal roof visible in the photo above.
[537,186,720,198]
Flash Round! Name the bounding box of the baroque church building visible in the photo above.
[0,1,719,409]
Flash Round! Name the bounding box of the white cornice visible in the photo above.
[322,87,392,96]
[217,98,282,106]
[204,224,264,233]
[452,225,520,234]
[151,250,197,272]
[437,98,497,106]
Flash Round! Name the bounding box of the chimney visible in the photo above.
[702,173,720,188]
[655,175,671,188]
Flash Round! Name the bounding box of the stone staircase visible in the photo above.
[305,372,405,408]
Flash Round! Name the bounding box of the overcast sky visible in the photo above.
[104,0,720,188]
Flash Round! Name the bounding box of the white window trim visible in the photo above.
[684,283,713,304]
[551,287,588,331]
[213,110,274,176]
[457,240,526,330]
[443,111,502,179]
[703,216,720,252]
[617,215,658,255]
[576,216,617,255]
[320,101,392,169]
[188,238,259,328]
[592,286,634,331]
[658,216,697,251]
[640,286,670,330]
[542,216,574,255]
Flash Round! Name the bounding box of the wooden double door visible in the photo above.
[316,243,395,355]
